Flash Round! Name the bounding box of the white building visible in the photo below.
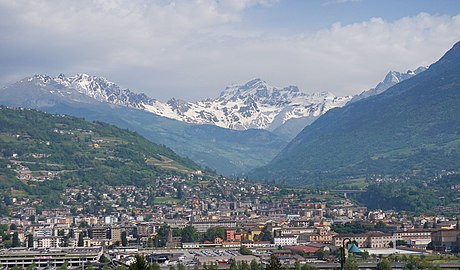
[274,236,297,247]
[33,236,64,248]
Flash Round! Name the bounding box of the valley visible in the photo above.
[0,2,459,267]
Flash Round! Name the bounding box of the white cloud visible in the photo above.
[0,1,459,101]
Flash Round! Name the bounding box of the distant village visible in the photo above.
[1,174,460,269]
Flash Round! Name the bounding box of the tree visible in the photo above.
[230,261,239,270]
[59,261,69,270]
[376,259,392,270]
[12,231,20,247]
[203,227,225,242]
[343,259,358,270]
[99,254,111,263]
[250,259,262,270]
[62,234,69,247]
[258,225,274,243]
[360,251,369,260]
[374,221,387,231]
[80,221,91,228]
[176,185,184,199]
[122,231,128,247]
[294,261,301,270]
[266,254,281,270]
[26,262,36,270]
[28,234,34,248]
[181,226,198,243]
[129,255,150,270]
[177,263,186,270]
[240,245,253,255]
[240,261,249,270]
[315,249,329,260]
[152,263,161,270]
[78,233,84,247]
[147,192,155,207]
[426,242,434,250]
[155,225,170,247]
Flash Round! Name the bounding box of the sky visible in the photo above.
[1,0,460,101]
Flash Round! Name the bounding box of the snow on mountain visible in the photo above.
[144,78,352,131]
[23,70,425,133]
[350,66,428,103]
[22,73,158,109]
[25,73,351,131]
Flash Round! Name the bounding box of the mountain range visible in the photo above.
[252,41,460,185]
[0,60,428,176]
[0,77,287,175]
[1,67,424,140]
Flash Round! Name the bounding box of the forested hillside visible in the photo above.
[0,107,202,208]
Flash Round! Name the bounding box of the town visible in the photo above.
[0,174,459,269]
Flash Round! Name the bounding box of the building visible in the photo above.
[89,227,109,239]
[393,229,432,249]
[111,227,122,243]
[333,232,395,248]
[222,242,241,248]
[23,207,36,217]
[32,228,53,238]
[182,242,200,249]
[298,231,334,244]
[33,236,64,248]
[431,230,460,252]
[275,227,315,236]
[225,229,242,241]
[0,247,103,268]
[191,220,237,233]
[136,223,157,236]
[274,236,298,247]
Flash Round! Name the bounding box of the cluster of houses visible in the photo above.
[2,203,460,255]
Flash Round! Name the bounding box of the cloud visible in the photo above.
[0,1,460,101]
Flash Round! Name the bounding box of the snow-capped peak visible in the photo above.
[23,74,351,132]
[27,73,156,109]
[350,66,428,103]
[143,78,352,131]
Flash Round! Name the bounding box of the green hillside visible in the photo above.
[252,41,460,186]
[0,107,202,206]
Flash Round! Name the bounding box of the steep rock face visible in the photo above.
[252,41,460,185]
